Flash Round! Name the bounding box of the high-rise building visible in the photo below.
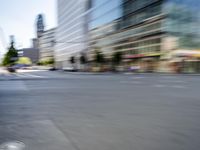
[88,0,200,72]
[55,0,90,69]
[35,14,56,62]
[38,28,56,61]
[56,0,200,72]
[36,14,45,38]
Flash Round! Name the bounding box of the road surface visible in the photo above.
[0,70,200,150]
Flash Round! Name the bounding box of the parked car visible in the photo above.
[129,66,141,72]
[12,64,31,69]
[49,67,57,71]
[7,66,16,72]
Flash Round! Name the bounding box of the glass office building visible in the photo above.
[164,0,200,49]
[88,0,200,72]
[56,0,200,72]
[88,0,164,71]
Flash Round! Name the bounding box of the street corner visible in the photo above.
[0,67,9,75]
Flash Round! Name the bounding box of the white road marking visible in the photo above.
[171,85,187,89]
[153,84,166,88]
[153,84,187,89]
[120,80,142,84]
[16,73,45,78]
[17,69,47,73]
[162,80,186,83]
[131,81,142,84]
[161,76,177,79]
[16,73,28,77]
[132,77,145,79]
[24,74,45,78]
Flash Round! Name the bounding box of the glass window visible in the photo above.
[90,0,122,29]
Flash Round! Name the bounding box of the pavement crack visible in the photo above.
[49,119,81,150]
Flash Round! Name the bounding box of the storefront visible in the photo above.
[170,50,200,73]
[123,53,161,72]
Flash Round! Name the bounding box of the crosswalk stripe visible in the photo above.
[16,73,45,78]
[16,73,28,77]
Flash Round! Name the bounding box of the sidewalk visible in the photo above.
[58,70,116,75]
[0,67,9,75]
[58,70,200,76]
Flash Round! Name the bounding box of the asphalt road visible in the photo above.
[0,70,200,150]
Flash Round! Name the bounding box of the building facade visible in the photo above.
[55,0,91,69]
[56,0,200,72]
[18,48,39,64]
[18,38,39,64]
[39,28,56,61]
[88,0,200,72]
[87,0,165,72]
[36,14,45,38]
[32,38,39,49]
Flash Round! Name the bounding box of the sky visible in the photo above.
[0,0,57,54]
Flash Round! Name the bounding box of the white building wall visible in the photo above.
[56,0,90,69]
[39,28,56,61]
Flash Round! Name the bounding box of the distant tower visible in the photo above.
[36,14,44,38]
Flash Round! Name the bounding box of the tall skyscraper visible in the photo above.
[36,14,44,38]
[55,0,90,69]
[35,14,56,62]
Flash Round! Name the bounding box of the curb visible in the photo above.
[56,71,200,76]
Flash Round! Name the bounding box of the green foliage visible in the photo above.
[17,57,32,65]
[47,58,54,65]
[37,58,55,66]
[94,50,105,64]
[80,54,87,64]
[112,51,123,65]
[36,61,42,66]
[2,43,18,66]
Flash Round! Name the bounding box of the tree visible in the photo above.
[16,57,32,65]
[47,58,54,65]
[112,51,123,71]
[37,58,54,66]
[2,40,18,66]
[79,53,88,71]
[80,54,87,64]
[93,50,105,72]
[94,50,105,64]
[112,51,122,65]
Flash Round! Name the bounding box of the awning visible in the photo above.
[144,53,161,57]
[172,50,200,58]
[192,54,200,58]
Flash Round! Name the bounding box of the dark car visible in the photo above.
[7,66,16,73]
[49,67,57,71]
